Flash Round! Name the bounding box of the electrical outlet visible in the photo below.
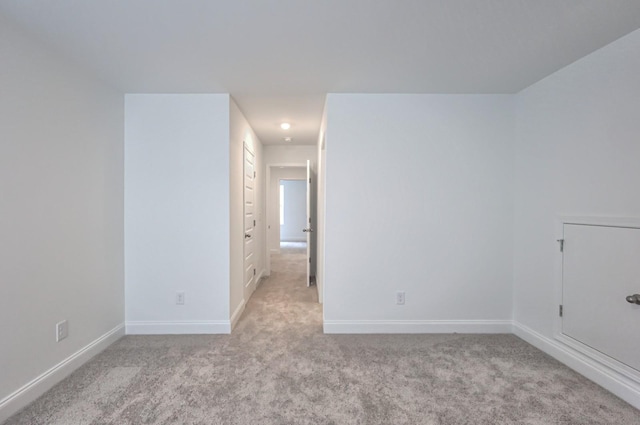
[396,291,405,305]
[56,320,68,342]
[176,291,185,305]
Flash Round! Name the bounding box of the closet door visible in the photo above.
[562,223,640,371]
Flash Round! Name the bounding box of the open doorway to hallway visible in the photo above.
[266,164,317,293]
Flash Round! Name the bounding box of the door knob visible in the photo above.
[303,228,314,233]
[626,294,640,305]
[244,234,251,239]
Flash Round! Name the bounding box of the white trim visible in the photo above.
[555,333,640,383]
[255,268,266,288]
[323,319,512,334]
[557,214,640,229]
[231,268,265,331]
[125,320,230,334]
[513,321,640,410]
[230,299,246,330]
[0,324,124,423]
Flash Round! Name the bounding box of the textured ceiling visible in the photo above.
[2,0,640,145]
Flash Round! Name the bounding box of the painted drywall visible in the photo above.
[263,145,317,165]
[125,94,230,333]
[323,94,515,331]
[315,102,328,304]
[0,16,124,420]
[514,28,640,337]
[280,180,307,242]
[267,167,307,253]
[513,29,640,407]
[229,98,264,326]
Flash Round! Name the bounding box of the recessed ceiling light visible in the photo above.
[284,137,292,142]
[280,122,291,130]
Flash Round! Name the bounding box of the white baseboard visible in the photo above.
[0,323,124,423]
[230,299,246,330]
[256,268,265,283]
[231,269,265,331]
[512,321,640,410]
[323,319,512,334]
[125,320,230,335]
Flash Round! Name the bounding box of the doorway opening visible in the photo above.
[266,163,316,291]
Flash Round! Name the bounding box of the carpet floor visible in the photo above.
[4,243,640,424]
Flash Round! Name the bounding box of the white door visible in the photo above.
[243,144,256,297]
[303,160,312,287]
[562,223,640,372]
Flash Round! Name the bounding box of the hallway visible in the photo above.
[236,242,321,336]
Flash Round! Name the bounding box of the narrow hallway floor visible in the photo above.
[233,241,321,339]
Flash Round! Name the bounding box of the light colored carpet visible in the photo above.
[5,245,640,424]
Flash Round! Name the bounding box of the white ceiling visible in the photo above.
[2,0,640,145]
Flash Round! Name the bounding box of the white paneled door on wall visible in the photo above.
[562,223,640,372]
[244,144,256,300]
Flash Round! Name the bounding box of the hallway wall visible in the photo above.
[264,145,316,165]
[229,98,264,327]
[125,94,231,334]
[315,104,328,304]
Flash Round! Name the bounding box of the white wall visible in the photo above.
[229,98,264,327]
[280,180,307,242]
[0,16,124,421]
[323,94,515,333]
[513,29,640,407]
[316,103,328,304]
[125,94,231,334]
[514,28,640,335]
[264,145,316,165]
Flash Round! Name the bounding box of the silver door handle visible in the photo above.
[245,234,251,239]
[303,228,314,233]
[626,294,640,305]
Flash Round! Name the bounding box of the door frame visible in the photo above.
[305,160,312,287]
[265,162,308,276]
[553,215,640,385]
